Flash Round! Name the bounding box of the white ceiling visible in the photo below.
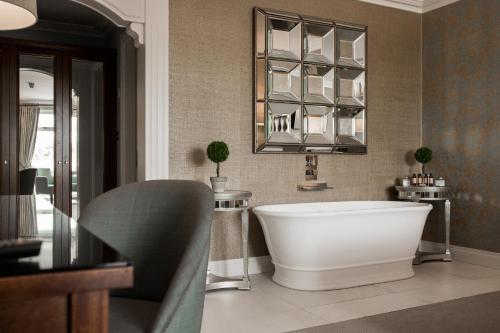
[357,0,460,13]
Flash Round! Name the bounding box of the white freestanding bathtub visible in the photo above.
[254,201,432,290]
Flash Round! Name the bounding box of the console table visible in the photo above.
[395,186,452,264]
[0,195,133,333]
[206,190,252,291]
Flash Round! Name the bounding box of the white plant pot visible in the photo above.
[210,177,227,193]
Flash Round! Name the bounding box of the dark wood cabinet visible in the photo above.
[0,267,133,333]
[0,38,117,216]
[0,195,133,332]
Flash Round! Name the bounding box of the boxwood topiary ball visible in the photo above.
[415,147,432,164]
[207,141,229,163]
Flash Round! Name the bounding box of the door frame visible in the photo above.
[0,37,117,215]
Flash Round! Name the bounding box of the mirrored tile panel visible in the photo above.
[255,10,266,57]
[337,107,365,145]
[254,8,367,154]
[267,18,302,60]
[304,64,335,104]
[255,102,266,149]
[337,68,365,107]
[304,105,335,144]
[267,60,301,101]
[255,58,266,100]
[304,23,335,64]
[337,28,366,68]
[267,102,302,143]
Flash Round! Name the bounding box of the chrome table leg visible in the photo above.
[240,208,251,290]
[414,200,453,264]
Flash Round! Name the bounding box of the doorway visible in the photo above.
[0,39,117,218]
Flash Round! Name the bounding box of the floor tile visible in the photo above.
[251,273,389,309]
[400,274,500,304]
[202,262,500,333]
[306,292,427,322]
[416,261,500,279]
[258,308,327,333]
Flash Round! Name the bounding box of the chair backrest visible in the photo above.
[19,168,37,195]
[78,180,214,302]
[35,177,49,194]
[36,168,53,184]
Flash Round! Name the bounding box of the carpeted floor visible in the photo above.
[288,291,500,333]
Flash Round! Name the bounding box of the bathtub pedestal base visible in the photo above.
[272,259,415,291]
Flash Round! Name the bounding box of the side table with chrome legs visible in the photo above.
[206,190,252,291]
[395,186,452,264]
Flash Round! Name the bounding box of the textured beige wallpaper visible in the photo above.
[170,0,422,260]
[422,0,500,252]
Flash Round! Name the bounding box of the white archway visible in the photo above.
[71,0,169,180]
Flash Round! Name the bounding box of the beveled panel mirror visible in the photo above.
[254,8,367,154]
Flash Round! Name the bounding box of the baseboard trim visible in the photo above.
[209,244,500,277]
[420,241,500,269]
[208,256,274,277]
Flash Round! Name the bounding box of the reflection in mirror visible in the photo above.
[337,68,365,107]
[255,10,266,57]
[337,28,366,68]
[267,18,301,60]
[304,64,335,104]
[337,107,365,145]
[304,105,335,144]
[72,59,105,220]
[304,24,335,64]
[18,55,54,237]
[255,102,266,149]
[267,60,301,101]
[267,102,301,143]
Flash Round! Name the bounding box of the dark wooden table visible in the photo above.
[0,195,133,332]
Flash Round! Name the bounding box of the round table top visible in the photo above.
[214,190,252,200]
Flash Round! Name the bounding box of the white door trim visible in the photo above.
[72,0,169,180]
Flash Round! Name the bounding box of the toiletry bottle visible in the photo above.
[402,177,410,187]
[425,173,430,186]
[412,174,417,186]
[435,177,445,187]
[429,173,434,186]
[417,174,423,186]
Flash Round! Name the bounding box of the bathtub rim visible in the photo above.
[253,200,432,218]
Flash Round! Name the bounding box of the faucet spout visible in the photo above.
[305,155,318,181]
[298,155,331,191]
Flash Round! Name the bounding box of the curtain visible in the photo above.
[19,195,37,238]
[18,105,40,237]
[19,105,40,170]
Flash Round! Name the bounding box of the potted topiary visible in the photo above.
[415,146,432,173]
[207,141,229,193]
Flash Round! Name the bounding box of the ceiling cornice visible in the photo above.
[357,0,460,13]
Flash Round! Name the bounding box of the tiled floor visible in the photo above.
[201,261,500,333]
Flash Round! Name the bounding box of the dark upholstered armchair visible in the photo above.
[78,180,214,333]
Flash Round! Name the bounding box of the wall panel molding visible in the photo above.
[71,0,144,25]
[357,0,460,13]
[144,0,169,180]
